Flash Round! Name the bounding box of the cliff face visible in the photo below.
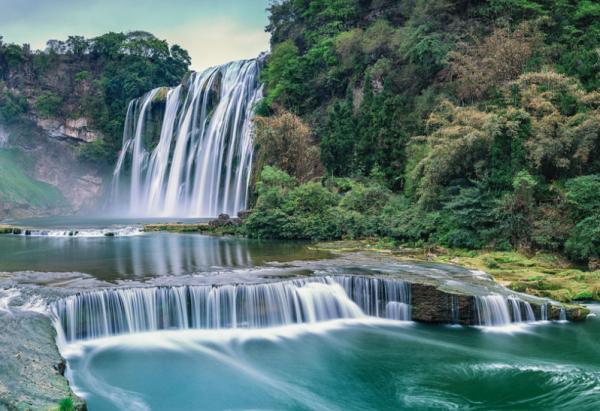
[0,119,104,219]
[0,32,191,218]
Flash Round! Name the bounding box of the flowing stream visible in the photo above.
[1,221,598,410]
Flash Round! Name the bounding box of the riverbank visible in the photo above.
[313,240,600,304]
[134,221,600,305]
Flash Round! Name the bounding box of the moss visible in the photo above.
[0,149,65,208]
[314,240,600,303]
[143,223,243,236]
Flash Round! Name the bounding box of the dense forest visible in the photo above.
[247,0,599,269]
[0,31,190,163]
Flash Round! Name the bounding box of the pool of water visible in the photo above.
[0,233,328,281]
[64,306,600,411]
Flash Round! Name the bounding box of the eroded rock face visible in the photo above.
[32,143,103,214]
[36,117,101,143]
[1,121,105,218]
[0,307,85,410]
[410,283,589,324]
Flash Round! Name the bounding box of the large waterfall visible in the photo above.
[110,58,262,217]
[52,276,411,342]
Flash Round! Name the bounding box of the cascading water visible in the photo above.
[52,276,412,342]
[110,58,263,217]
[475,295,512,326]
[475,295,547,326]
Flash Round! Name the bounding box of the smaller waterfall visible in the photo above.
[540,303,548,321]
[12,227,143,237]
[52,276,412,342]
[508,297,522,322]
[523,301,536,322]
[559,308,567,321]
[475,295,512,326]
[475,295,549,325]
[450,295,460,323]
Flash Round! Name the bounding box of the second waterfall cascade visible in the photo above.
[111,58,263,217]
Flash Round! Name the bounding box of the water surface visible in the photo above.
[64,306,600,410]
[0,217,328,281]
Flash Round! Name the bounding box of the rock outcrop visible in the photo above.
[36,117,102,143]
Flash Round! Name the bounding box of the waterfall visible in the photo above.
[52,276,412,342]
[523,301,536,322]
[508,297,522,322]
[475,295,548,325]
[559,308,567,321]
[110,58,263,217]
[450,294,460,323]
[541,303,548,321]
[475,295,512,326]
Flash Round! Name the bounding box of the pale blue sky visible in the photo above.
[0,0,271,70]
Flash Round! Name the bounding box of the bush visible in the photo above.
[565,214,600,265]
[35,91,62,118]
[0,90,28,123]
[565,175,600,219]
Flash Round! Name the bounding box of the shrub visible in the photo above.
[0,90,28,123]
[565,214,600,265]
[35,91,62,118]
[253,111,323,183]
[565,175,600,219]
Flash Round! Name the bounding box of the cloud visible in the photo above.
[0,0,271,70]
[165,19,270,70]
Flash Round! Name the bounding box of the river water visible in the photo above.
[1,218,599,410]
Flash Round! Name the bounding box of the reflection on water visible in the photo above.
[0,233,326,281]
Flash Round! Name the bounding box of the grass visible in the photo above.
[313,239,600,303]
[144,223,243,236]
[0,149,65,207]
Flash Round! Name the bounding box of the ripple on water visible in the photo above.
[437,362,600,409]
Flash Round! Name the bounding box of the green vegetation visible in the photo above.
[247,0,600,272]
[0,89,28,123]
[311,240,599,303]
[0,32,190,164]
[0,149,65,208]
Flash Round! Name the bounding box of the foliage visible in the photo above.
[0,31,190,164]
[564,174,600,219]
[250,0,599,268]
[0,149,65,207]
[58,396,74,411]
[565,214,600,264]
[246,166,394,240]
[253,111,323,183]
[0,89,28,123]
[447,23,542,101]
[35,91,62,118]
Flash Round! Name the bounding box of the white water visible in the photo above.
[475,295,549,326]
[111,58,262,218]
[12,227,143,237]
[52,276,412,342]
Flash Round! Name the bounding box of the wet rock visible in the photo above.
[410,283,474,325]
[209,214,232,227]
[237,210,252,220]
[0,309,86,410]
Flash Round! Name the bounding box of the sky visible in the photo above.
[0,0,271,70]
